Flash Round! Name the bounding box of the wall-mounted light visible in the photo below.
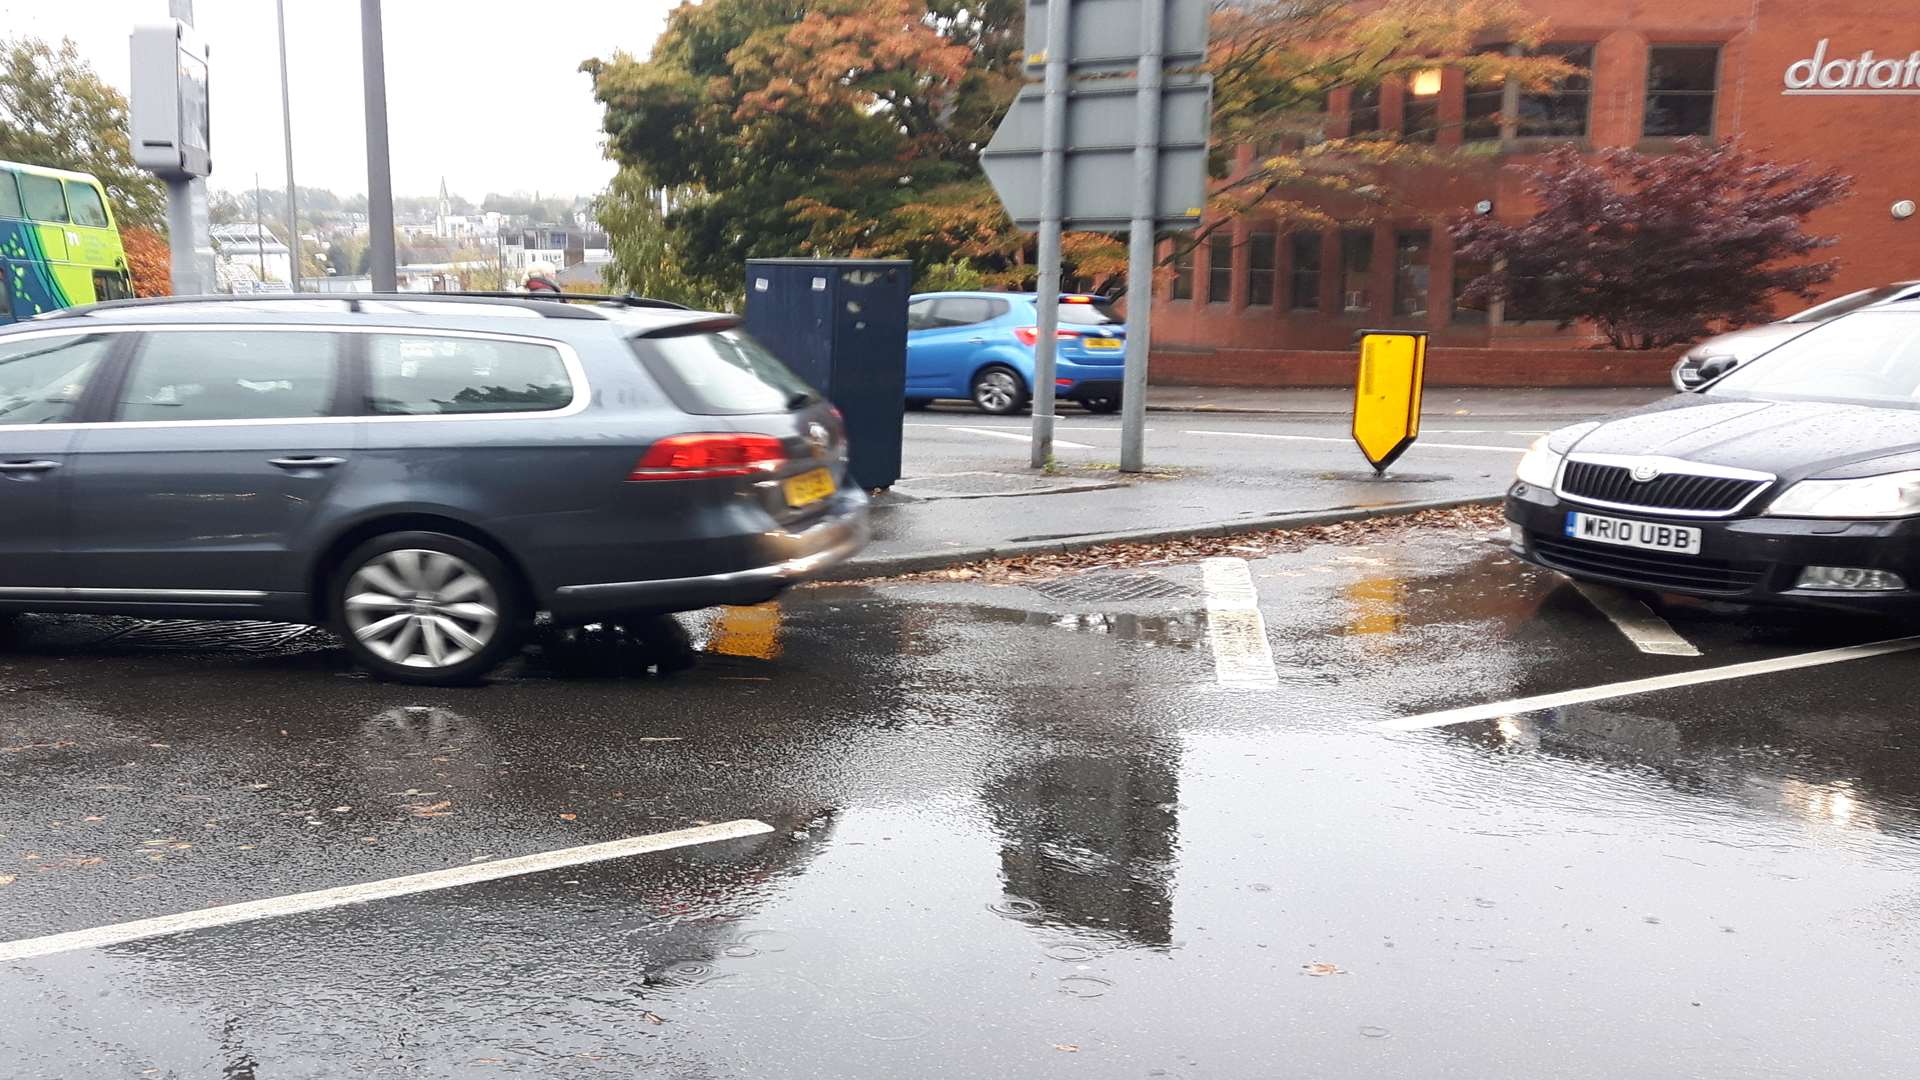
[1410,68,1444,97]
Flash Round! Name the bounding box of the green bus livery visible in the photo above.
[0,160,134,324]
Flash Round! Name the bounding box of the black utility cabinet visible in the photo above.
[743,258,911,490]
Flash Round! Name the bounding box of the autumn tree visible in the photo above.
[0,36,166,230]
[1453,142,1852,350]
[121,226,171,297]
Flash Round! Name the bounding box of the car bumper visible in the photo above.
[1506,481,1920,610]
[546,489,870,620]
[1059,376,1122,401]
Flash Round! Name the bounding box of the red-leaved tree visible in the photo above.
[1453,140,1853,350]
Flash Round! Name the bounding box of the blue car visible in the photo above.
[904,292,1127,414]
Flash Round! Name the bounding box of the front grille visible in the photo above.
[1561,460,1767,514]
[1529,534,1766,595]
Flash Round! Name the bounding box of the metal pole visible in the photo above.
[275,0,300,291]
[163,0,214,295]
[254,172,264,286]
[360,0,397,291]
[1119,0,1165,473]
[1028,0,1071,468]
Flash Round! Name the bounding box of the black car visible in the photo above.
[1507,301,1920,608]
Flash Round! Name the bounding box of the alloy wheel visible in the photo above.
[975,370,1020,412]
[343,549,500,669]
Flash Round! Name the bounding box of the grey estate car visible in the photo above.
[0,293,868,685]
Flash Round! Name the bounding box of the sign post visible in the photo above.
[1351,330,1428,474]
[130,14,215,295]
[982,0,1210,472]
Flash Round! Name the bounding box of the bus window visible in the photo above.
[0,172,20,219]
[92,269,133,301]
[18,174,68,223]
[64,182,109,228]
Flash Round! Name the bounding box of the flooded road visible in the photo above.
[3,522,1918,1078]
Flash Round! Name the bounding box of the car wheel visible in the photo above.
[333,531,526,686]
[971,365,1028,415]
[1079,396,1121,414]
[904,398,933,411]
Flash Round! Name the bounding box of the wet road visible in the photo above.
[3,523,1919,1078]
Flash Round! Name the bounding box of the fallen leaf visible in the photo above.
[82,815,105,822]
[468,1059,505,1066]
[331,806,352,813]
[1053,1044,1079,1053]
[407,800,453,817]
[1302,962,1346,977]
[640,1011,667,1025]
[559,813,577,821]
[0,874,15,886]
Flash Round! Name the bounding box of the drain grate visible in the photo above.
[1029,572,1194,603]
[102,620,322,652]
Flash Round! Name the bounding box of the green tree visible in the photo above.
[594,168,740,310]
[0,36,167,230]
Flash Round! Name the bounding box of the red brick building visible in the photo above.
[1151,0,1919,385]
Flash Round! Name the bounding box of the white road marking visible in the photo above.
[1374,636,1920,732]
[1202,557,1279,687]
[0,819,773,964]
[1185,430,1526,453]
[1570,581,1701,656]
[944,426,1095,450]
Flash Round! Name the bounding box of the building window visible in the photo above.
[1348,86,1381,135]
[1403,74,1441,143]
[1247,232,1276,307]
[1519,44,1594,137]
[1452,259,1491,324]
[1207,233,1234,304]
[1394,230,1431,319]
[1340,230,1373,313]
[1289,232,1322,311]
[1171,243,1195,301]
[1645,45,1719,137]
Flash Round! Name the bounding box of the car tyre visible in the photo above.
[332,531,527,686]
[1079,396,1122,414]
[904,398,933,411]
[971,365,1028,416]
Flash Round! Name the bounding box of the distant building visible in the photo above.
[210,222,291,286]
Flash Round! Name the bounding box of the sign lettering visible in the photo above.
[1784,39,1920,95]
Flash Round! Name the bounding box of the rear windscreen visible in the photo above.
[633,328,819,415]
[1058,302,1120,326]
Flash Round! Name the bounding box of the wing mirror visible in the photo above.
[1696,355,1740,383]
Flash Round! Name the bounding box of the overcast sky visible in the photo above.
[1,0,674,202]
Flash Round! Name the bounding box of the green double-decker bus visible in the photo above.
[0,160,134,324]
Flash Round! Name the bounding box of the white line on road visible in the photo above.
[0,819,774,964]
[1374,636,1920,732]
[944,426,1095,450]
[1185,430,1526,453]
[1570,581,1700,656]
[1202,557,1279,688]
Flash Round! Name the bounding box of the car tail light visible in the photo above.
[1012,327,1082,347]
[628,433,787,481]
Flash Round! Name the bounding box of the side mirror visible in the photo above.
[1696,355,1740,383]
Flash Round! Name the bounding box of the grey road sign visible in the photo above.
[1023,0,1208,72]
[980,74,1211,231]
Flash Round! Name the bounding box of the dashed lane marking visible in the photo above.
[0,819,774,964]
[1202,557,1279,687]
[944,426,1095,450]
[1571,581,1701,656]
[1373,637,1920,731]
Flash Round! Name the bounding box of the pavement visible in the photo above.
[851,387,1668,573]
[5,520,1920,1077]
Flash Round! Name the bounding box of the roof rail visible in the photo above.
[41,291,692,321]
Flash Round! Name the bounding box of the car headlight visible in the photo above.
[1514,422,1598,488]
[1765,471,1920,518]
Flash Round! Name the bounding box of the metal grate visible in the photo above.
[1030,572,1195,603]
[1530,534,1766,595]
[1561,460,1766,515]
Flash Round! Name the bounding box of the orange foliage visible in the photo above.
[121,227,171,297]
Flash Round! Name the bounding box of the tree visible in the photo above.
[593,168,742,310]
[121,226,170,296]
[1453,142,1852,350]
[328,234,367,277]
[0,36,167,231]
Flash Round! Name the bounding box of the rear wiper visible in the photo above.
[786,391,816,410]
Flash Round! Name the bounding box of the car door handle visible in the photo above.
[268,456,347,469]
[968,337,986,343]
[0,460,60,473]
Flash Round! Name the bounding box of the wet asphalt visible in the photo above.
[3,523,1920,1078]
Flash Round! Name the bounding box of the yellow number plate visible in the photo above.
[783,467,836,507]
[1085,337,1123,350]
